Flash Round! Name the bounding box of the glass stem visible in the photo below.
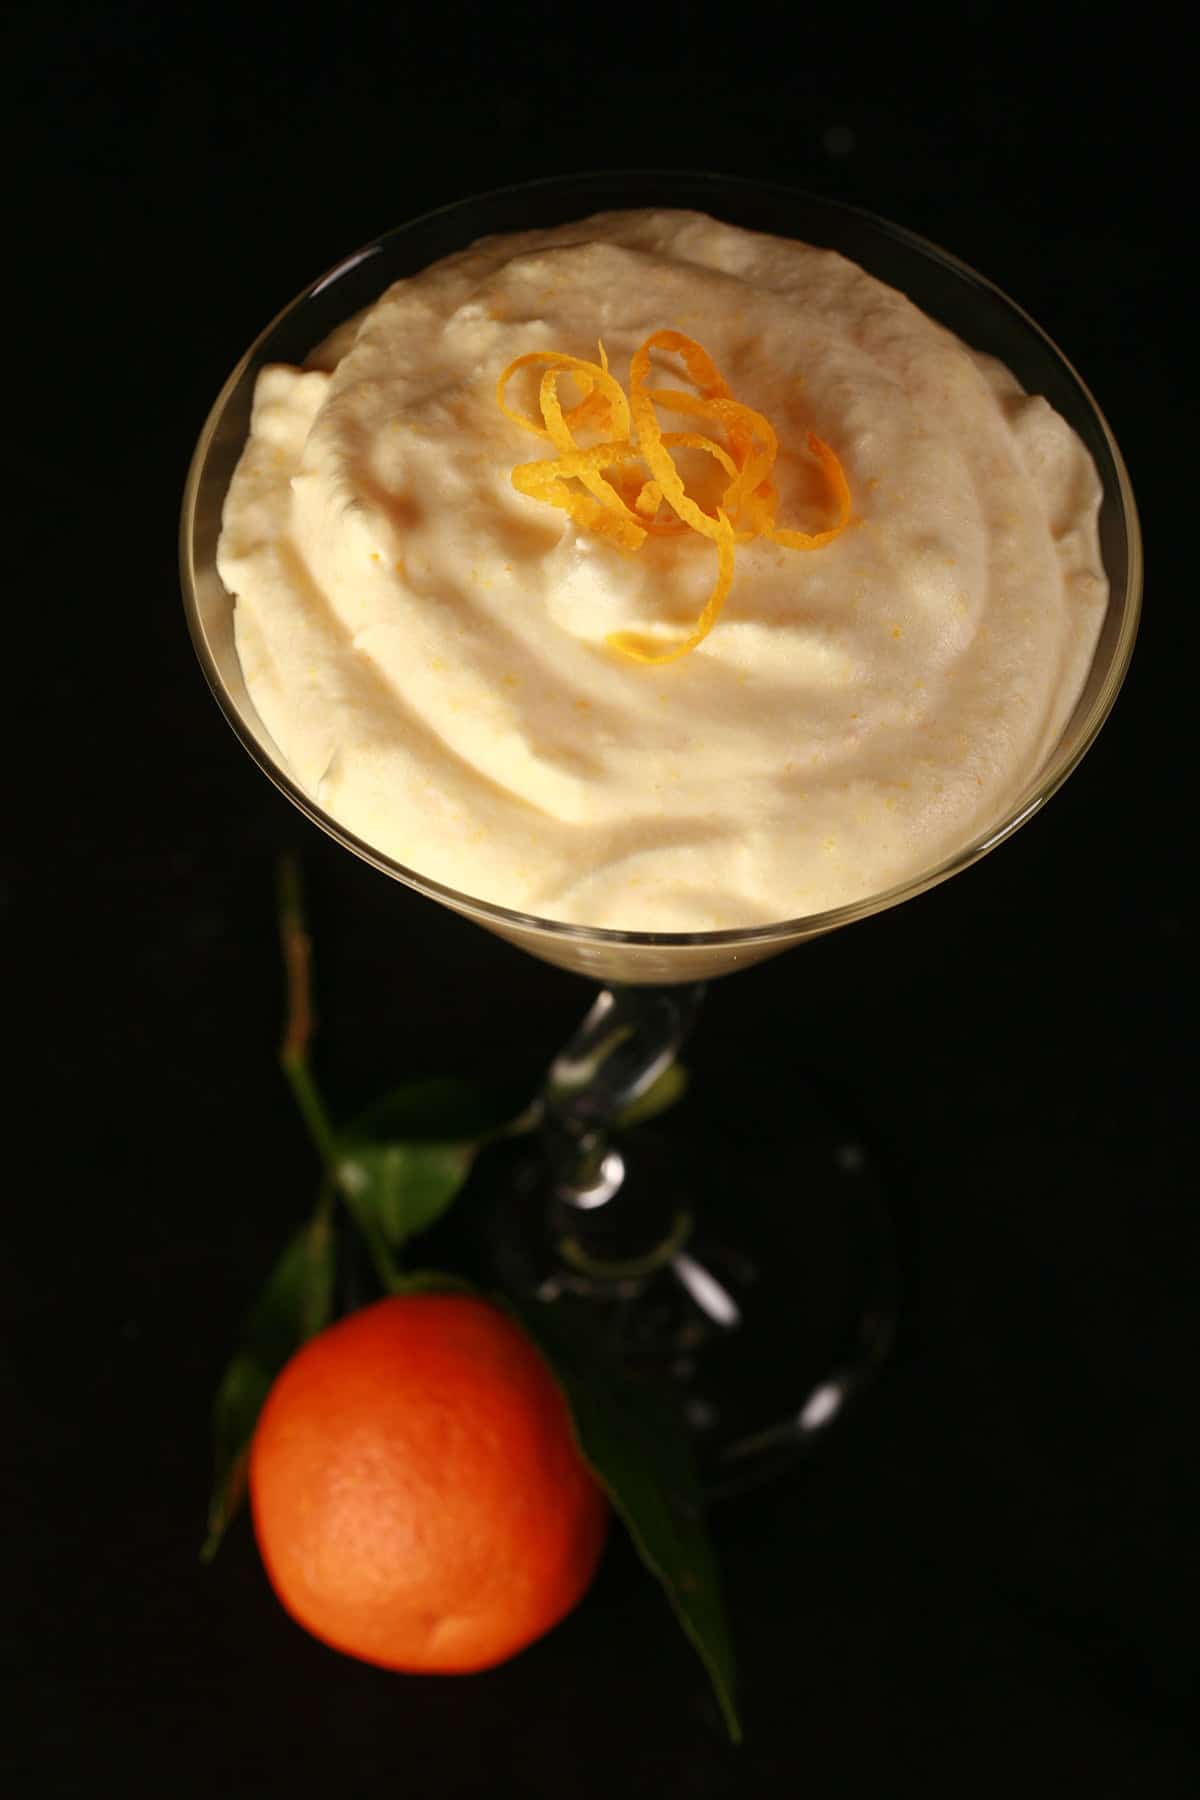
[541,983,706,1210]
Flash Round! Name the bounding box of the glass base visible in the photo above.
[441,1082,899,1498]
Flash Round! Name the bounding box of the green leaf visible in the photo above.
[203,1196,335,1561]
[336,1142,474,1248]
[334,1078,530,1289]
[389,1268,480,1297]
[616,1061,689,1129]
[507,1295,741,1744]
[334,1139,476,1295]
[344,1077,529,1145]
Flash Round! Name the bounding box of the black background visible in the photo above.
[8,1,1195,1792]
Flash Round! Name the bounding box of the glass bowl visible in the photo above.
[181,171,1141,985]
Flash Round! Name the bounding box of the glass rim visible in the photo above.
[180,170,1142,952]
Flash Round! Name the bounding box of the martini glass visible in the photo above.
[181,173,1141,1493]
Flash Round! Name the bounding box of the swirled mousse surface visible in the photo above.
[217,210,1106,930]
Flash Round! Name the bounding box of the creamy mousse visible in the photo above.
[217,209,1107,930]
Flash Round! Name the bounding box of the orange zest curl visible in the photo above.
[495,331,851,664]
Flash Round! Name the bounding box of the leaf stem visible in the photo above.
[276,854,340,1172]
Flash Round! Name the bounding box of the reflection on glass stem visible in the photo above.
[542,983,706,1209]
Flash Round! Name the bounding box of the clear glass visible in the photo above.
[180,172,1142,988]
[181,174,1140,1487]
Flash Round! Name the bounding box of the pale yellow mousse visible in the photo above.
[217,209,1106,931]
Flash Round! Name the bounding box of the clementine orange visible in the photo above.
[248,1293,609,1673]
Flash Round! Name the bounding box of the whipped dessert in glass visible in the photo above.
[215,209,1107,933]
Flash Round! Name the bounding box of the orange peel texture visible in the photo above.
[495,332,851,664]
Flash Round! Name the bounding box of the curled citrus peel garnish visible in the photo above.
[496,331,851,664]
